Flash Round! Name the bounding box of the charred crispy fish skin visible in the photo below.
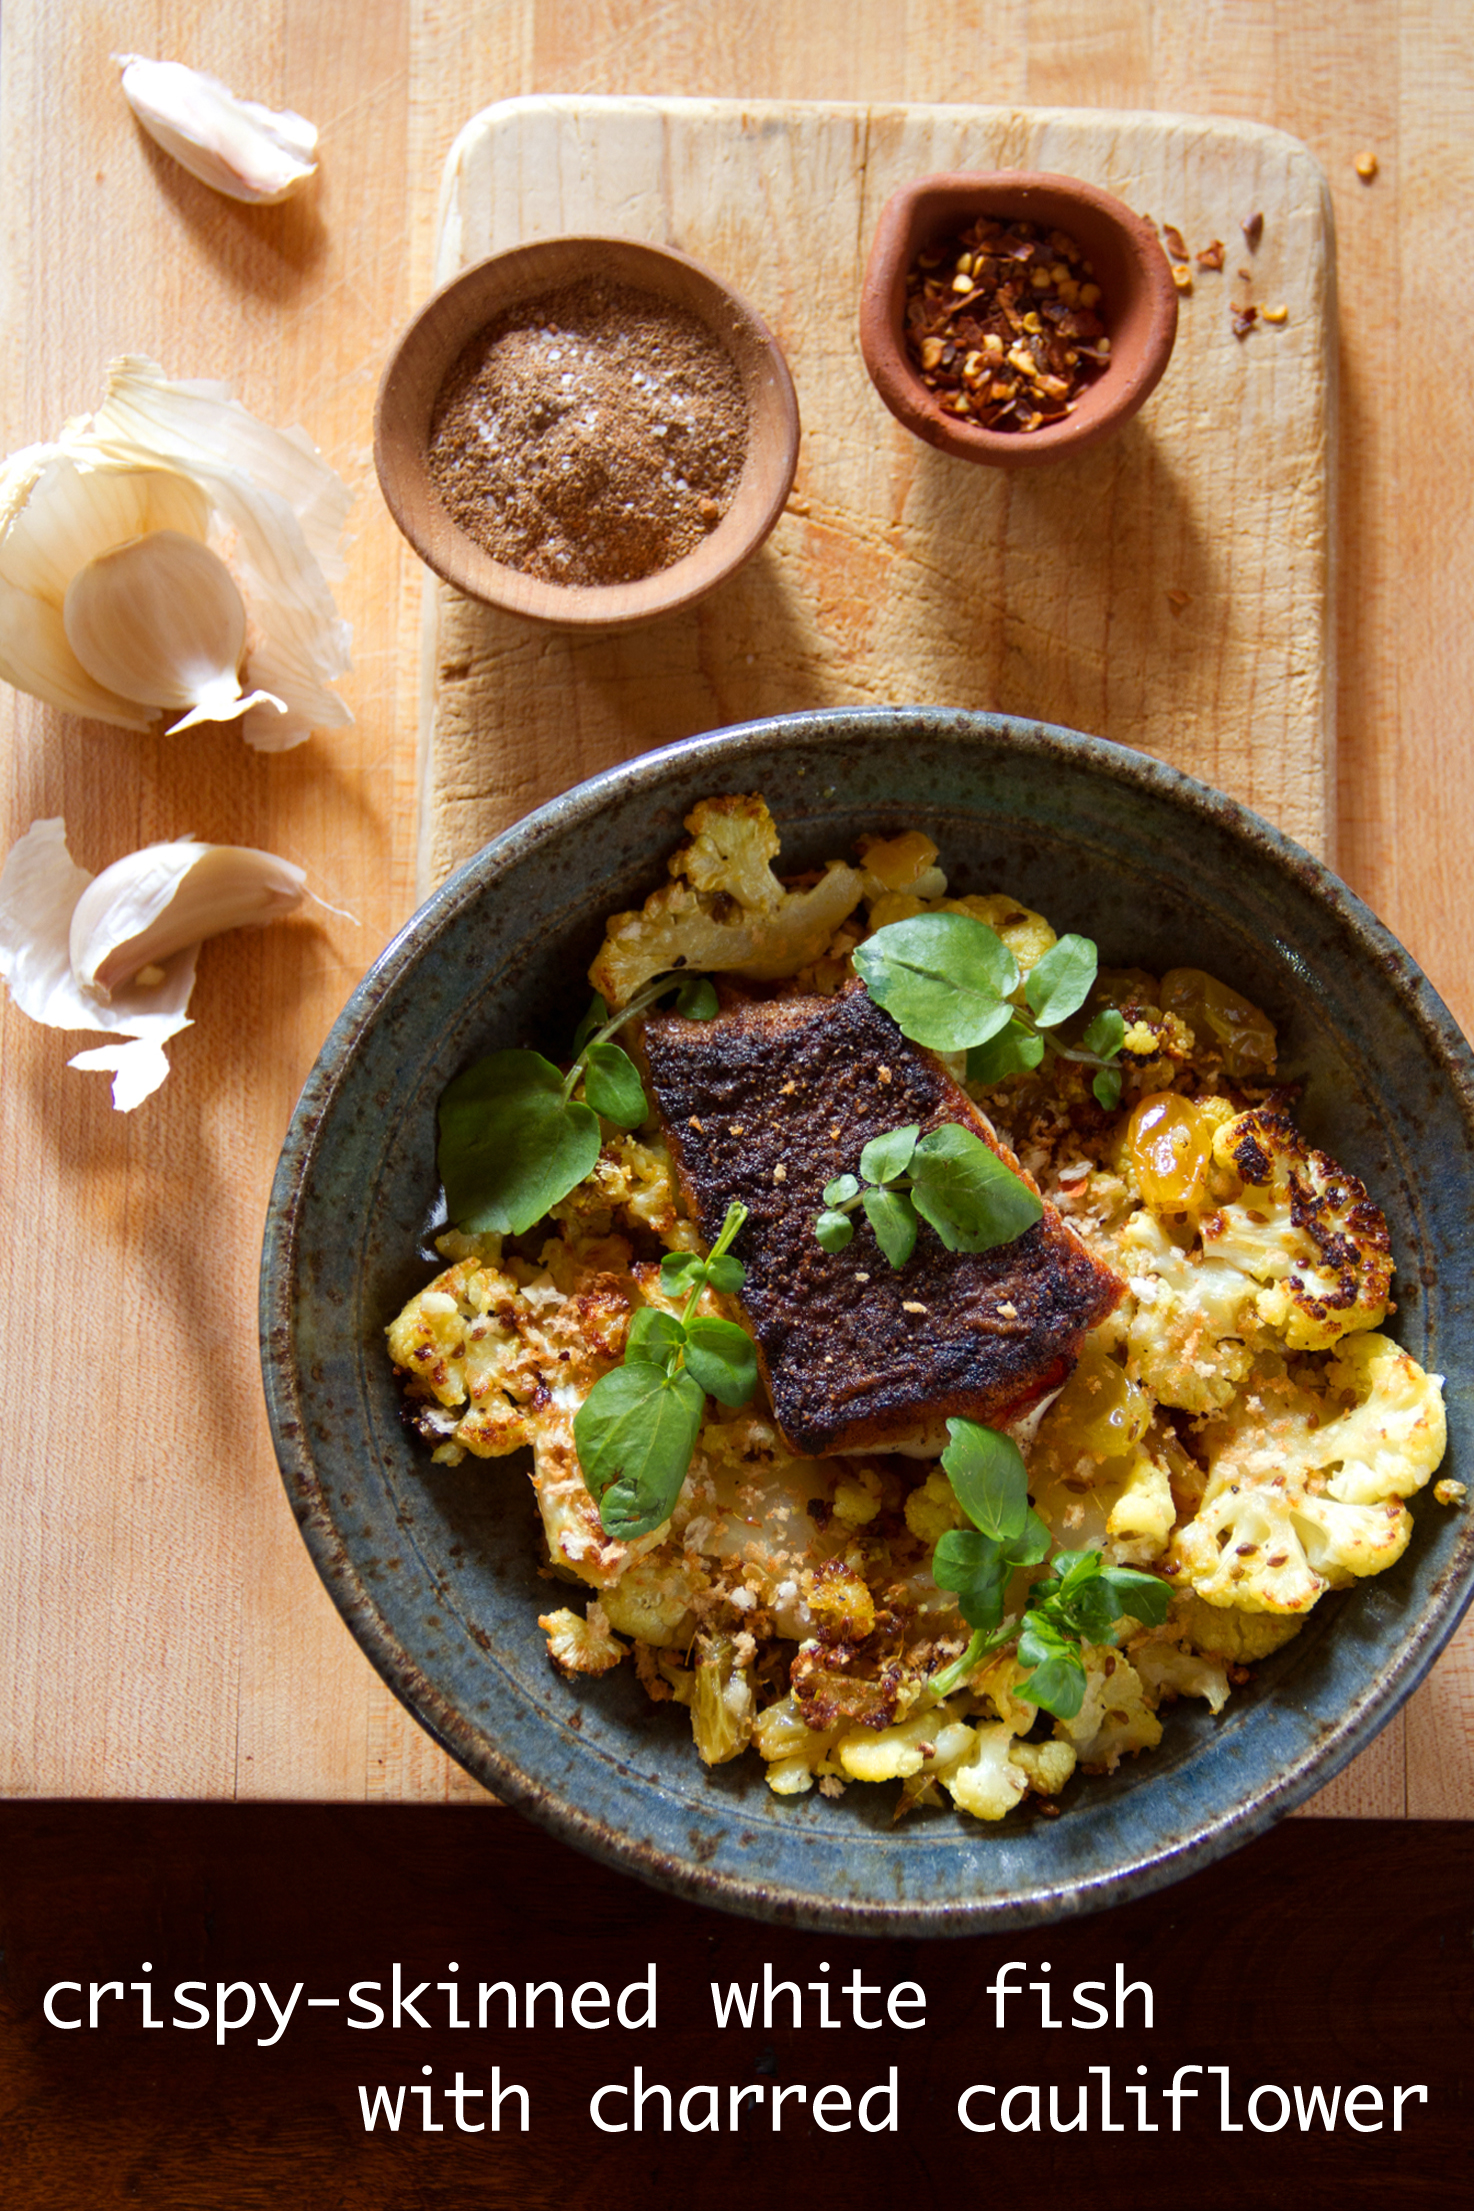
[642,986,1124,1457]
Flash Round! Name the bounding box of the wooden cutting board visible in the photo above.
[418,96,1335,890]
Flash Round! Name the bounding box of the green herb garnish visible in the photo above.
[437,972,715,1236]
[573,1201,755,1540]
[926,1418,1170,1717]
[815,915,1129,1261]
[814,1120,1044,1267]
[853,912,1128,1092]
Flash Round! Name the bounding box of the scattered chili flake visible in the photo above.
[902,214,1111,434]
[1163,222,1189,261]
[1231,303,1259,340]
[1354,149,1379,181]
[1196,239,1226,271]
[1262,303,1289,325]
[1242,210,1265,249]
[1171,264,1193,293]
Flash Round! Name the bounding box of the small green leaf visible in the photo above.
[862,1186,918,1269]
[1007,1507,1054,1570]
[582,1041,649,1129]
[624,1306,686,1366]
[703,1253,745,1295]
[909,1123,1044,1252]
[940,1419,1028,1540]
[659,1250,706,1298]
[966,1020,1046,1087]
[823,1174,861,1207]
[1068,1562,1172,1642]
[815,1209,855,1253]
[1081,1005,1127,1059]
[859,1123,919,1186]
[674,976,719,1020]
[1015,1617,1087,1719]
[853,912,1020,1051]
[683,1316,758,1407]
[1092,1067,1124,1112]
[1024,933,1098,1027]
[574,1364,704,1537]
[439,1051,602,1236]
[932,1529,1012,1634]
[571,995,608,1056]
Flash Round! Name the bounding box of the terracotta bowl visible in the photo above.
[859,170,1178,468]
[374,236,800,629]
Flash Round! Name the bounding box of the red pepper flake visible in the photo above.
[1231,303,1259,340]
[1241,210,1265,250]
[1163,223,1189,261]
[1195,239,1226,271]
[902,214,1111,434]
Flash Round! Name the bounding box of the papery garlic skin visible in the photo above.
[70,839,305,1000]
[0,359,351,748]
[118,56,318,206]
[0,819,305,1110]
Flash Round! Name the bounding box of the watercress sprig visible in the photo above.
[853,912,1128,1111]
[437,971,718,1236]
[814,1120,1043,1268]
[573,1200,756,1541]
[925,1417,1170,1717]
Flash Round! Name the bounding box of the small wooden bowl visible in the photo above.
[859,171,1178,469]
[374,237,800,628]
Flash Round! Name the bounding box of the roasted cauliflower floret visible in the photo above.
[589,794,866,1006]
[549,1131,682,1242]
[691,1631,757,1766]
[538,1602,627,1676]
[1055,1645,1161,1769]
[1171,1334,1446,1614]
[1103,1209,1263,1412]
[1202,1108,1393,1349]
[1169,1589,1306,1663]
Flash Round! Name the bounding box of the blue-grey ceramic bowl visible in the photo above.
[260,710,1474,1935]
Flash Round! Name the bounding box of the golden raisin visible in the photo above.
[1128,1091,1213,1213]
[1044,1340,1152,1460]
[1158,968,1277,1077]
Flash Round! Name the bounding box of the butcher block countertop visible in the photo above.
[2,0,1471,1823]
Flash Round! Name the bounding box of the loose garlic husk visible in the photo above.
[0,357,352,748]
[63,530,286,736]
[117,55,318,206]
[0,818,308,1109]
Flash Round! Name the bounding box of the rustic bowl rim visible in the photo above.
[260,709,1474,1936]
[858,168,1179,468]
[373,233,800,629]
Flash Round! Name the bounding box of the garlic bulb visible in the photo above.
[0,819,307,1110]
[0,358,351,748]
[63,530,286,736]
[117,55,318,206]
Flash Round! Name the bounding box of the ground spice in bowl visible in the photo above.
[425,277,749,587]
[904,215,1111,433]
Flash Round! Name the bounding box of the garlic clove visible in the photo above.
[0,452,210,607]
[0,819,198,1108]
[62,529,287,734]
[117,56,318,206]
[68,839,307,1000]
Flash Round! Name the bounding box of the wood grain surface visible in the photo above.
[1,1804,1469,2207]
[1,0,1470,1825]
[425,96,1335,886]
